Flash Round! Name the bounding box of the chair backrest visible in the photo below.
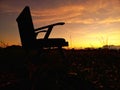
[16,6,36,49]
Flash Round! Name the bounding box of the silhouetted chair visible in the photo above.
[16,6,69,90]
[16,6,68,51]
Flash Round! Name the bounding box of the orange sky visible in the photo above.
[0,0,120,48]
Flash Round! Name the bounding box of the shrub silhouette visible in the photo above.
[0,46,120,90]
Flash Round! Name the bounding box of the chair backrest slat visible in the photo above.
[16,6,36,49]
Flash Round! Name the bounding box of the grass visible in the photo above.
[0,46,120,90]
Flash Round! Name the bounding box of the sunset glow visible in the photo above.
[0,0,120,48]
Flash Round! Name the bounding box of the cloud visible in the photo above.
[98,17,120,24]
[32,5,85,24]
[30,0,120,25]
[0,0,120,26]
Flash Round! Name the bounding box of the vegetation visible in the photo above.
[0,45,120,90]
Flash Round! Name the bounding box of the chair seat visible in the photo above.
[36,38,68,48]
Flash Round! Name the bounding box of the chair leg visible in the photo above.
[58,46,68,72]
[58,47,65,59]
[58,47,68,66]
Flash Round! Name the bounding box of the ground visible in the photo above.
[0,46,120,90]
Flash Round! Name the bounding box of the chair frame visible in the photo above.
[16,6,68,51]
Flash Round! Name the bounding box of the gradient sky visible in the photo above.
[0,0,120,48]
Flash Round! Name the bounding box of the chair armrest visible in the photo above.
[35,22,65,31]
[35,22,65,39]
[35,30,47,37]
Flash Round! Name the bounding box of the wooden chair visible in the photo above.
[16,6,68,51]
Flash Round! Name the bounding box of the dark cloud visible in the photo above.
[0,0,88,11]
[0,0,120,25]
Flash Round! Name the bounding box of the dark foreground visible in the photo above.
[0,46,120,90]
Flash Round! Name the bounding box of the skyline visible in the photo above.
[0,0,120,48]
